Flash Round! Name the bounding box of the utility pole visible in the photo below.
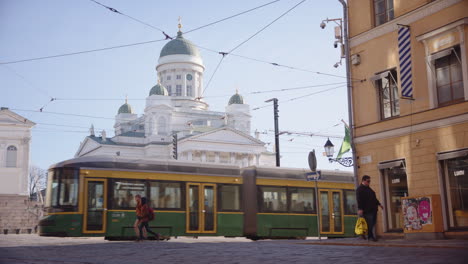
[265,98,280,167]
[172,133,178,160]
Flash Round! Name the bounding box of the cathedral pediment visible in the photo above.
[180,127,264,146]
[0,108,35,127]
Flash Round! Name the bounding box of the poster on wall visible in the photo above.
[402,197,432,231]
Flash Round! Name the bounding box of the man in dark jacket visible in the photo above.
[356,175,384,241]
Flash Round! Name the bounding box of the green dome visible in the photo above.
[228,93,244,105]
[149,83,169,96]
[160,31,201,58]
[118,102,133,114]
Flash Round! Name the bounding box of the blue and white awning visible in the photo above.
[398,26,413,98]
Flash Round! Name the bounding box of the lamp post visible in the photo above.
[265,98,280,167]
[324,138,353,167]
[321,0,359,187]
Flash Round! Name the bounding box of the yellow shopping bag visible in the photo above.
[355,217,368,235]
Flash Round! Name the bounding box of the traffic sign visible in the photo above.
[305,170,321,181]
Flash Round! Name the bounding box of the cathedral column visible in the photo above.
[201,151,207,162]
[187,151,193,161]
[182,70,187,96]
[230,152,236,164]
[214,152,220,163]
[242,154,248,167]
[255,154,260,165]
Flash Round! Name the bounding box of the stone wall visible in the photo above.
[0,195,43,234]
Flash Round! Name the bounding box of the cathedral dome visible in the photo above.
[118,101,133,114]
[228,92,245,105]
[149,83,169,96]
[160,31,201,58]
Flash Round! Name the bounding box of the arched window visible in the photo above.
[6,145,17,167]
[157,117,167,135]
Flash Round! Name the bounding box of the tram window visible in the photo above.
[260,186,287,212]
[45,168,79,211]
[290,187,316,213]
[219,184,241,211]
[111,180,146,209]
[344,190,357,215]
[149,181,181,209]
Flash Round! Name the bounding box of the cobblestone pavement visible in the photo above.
[1,235,468,264]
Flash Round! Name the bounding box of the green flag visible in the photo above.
[336,124,351,158]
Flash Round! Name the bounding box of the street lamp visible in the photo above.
[265,98,280,167]
[324,138,353,167]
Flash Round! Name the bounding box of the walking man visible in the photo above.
[356,175,384,241]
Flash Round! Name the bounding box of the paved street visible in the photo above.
[1,235,468,264]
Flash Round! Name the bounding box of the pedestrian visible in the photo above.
[137,197,160,242]
[356,175,384,241]
[134,194,146,239]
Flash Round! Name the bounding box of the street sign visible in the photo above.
[305,170,321,181]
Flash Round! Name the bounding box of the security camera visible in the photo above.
[333,62,340,68]
[334,41,338,48]
[320,22,326,29]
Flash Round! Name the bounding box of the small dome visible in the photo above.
[228,92,245,105]
[160,31,201,58]
[149,83,169,96]
[118,101,133,114]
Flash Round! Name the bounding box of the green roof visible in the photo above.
[118,102,133,114]
[228,93,244,105]
[149,83,169,96]
[160,31,201,58]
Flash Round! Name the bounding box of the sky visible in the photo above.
[0,0,353,172]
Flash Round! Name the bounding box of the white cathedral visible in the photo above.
[75,25,275,167]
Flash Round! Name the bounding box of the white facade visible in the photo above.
[75,29,275,167]
[0,108,35,195]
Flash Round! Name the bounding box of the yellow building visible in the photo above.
[348,0,468,239]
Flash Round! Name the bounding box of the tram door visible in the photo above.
[186,183,217,234]
[83,179,107,234]
[319,189,344,234]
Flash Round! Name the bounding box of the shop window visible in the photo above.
[433,46,464,106]
[6,145,17,167]
[149,181,181,209]
[218,184,241,211]
[374,0,394,26]
[444,156,468,228]
[110,179,146,209]
[259,186,287,212]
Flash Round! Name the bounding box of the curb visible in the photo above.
[299,241,468,249]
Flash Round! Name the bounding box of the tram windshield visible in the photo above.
[45,168,79,212]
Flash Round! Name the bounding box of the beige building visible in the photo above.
[348,0,467,238]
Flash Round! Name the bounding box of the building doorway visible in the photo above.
[379,160,408,232]
[442,155,468,229]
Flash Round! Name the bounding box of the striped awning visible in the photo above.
[398,26,413,98]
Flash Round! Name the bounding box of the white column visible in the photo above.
[187,151,193,161]
[182,70,187,96]
[230,152,236,164]
[201,151,206,162]
[255,154,260,165]
[242,154,248,167]
[214,152,220,163]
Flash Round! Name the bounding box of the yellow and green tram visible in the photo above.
[39,156,358,240]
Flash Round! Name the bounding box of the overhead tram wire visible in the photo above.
[253,84,346,110]
[201,0,306,97]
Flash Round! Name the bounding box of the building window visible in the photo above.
[167,75,171,80]
[374,0,394,26]
[166,85,172,95]
[176,85,182,96]
[434,46,464,107]
[176,75,181,80]
[187,85,193,97]
[375,69,399,119]
[6,145,17,167]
